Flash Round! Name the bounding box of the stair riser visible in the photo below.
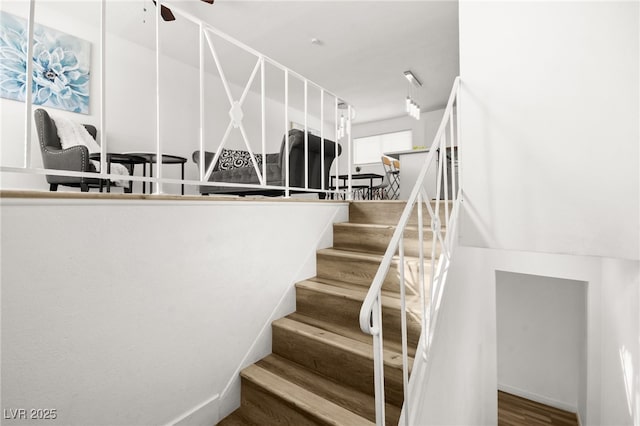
[316,253,425,295]
[240,379,325,426]
[272,322,405,407]
[295,287,421,350]
[349,201,450,227]
[333,225,442,257]
[256,355,401,425]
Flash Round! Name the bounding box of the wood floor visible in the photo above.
[498,391,579,426]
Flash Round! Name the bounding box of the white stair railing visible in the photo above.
[1,0,355,199]
[359,76,462,426]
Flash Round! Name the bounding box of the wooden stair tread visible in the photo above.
[348,200,451,226]
[334,222,442,232]
[289,312,418,359]
[317,247,424,265]
[316,247,432,293]
[296,279,421,311]
[318,247,385,262]
[240,363,374,426]
[257,354,402,424]
[349,201,453,208]
[303,277,422,304]
[273,316,408,371]
[332,221,444,259]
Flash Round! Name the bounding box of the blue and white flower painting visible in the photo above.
[0,11,91,114]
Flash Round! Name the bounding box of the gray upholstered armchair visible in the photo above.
[34,108,103,192]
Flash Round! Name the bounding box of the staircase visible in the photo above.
[218,201,443,426]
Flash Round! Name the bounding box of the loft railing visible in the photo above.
[359,76,462,425]
[1,0,355,199]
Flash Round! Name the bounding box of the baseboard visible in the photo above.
[498,383,577,414]
[164,393,220,426]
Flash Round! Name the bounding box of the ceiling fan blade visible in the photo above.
[160,5,176,21]
[201,0,215,4]
[151,0,176,21]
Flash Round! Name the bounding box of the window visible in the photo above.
[353,130,412,165]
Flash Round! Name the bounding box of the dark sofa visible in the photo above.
[193,129,341,197]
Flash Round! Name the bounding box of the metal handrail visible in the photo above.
[358,76,462,426]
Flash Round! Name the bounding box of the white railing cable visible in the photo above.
[23,0,35,169]
[199,21,205,182]
[449,109,456,201]
[320,90,325,191]
[435,140,443,228]
[359,77,461,426]
[304,81,309,189]
[154,0,161,193]
[347,105,353,199]
[442,133,449,228]
[372,298,386,424]
[336,98,340,196]
[100,0,107,180]
[398,234,410,426]
[261,58,267,185]
[334,98,339,197]
[205,30,233,105]
[417,192,427,358]
[284,69,290,197]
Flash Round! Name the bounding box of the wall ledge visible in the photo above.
[0,190,347,204]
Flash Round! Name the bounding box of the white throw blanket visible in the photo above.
[54,116,130,186]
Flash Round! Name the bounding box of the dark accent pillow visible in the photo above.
[218,149,264,171]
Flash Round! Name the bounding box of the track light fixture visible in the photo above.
[404,70,422,120]
[404,70,422,87]
[337,101,348,139]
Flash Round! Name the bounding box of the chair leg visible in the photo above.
[49,184,58,191]
[80,184,89,192]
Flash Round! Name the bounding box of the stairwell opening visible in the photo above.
[495,271,587,424]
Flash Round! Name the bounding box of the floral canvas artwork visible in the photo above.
[0,11,91,114]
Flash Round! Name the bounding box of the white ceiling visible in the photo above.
[38,0,460,124]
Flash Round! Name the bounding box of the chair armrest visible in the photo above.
[192,150,216,170]
[42,145,94,172]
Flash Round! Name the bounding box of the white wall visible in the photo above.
[0,1,340,195]
[410,246,639,426]
[600,258,640,425]
[409,247,498,426]
[496,272,587,413]
[0,197,348,425]
[458,1,639,260]
[455,4,639,423]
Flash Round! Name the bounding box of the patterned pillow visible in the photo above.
[218,149,263,171]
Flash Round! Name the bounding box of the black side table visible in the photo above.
[125,153,188,195]
[331,173,384,200]
[89,153,147,193]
